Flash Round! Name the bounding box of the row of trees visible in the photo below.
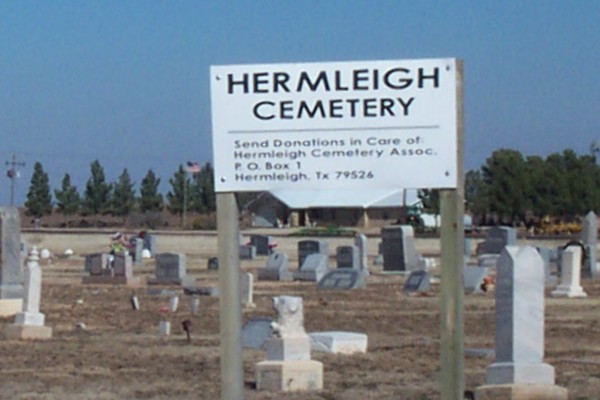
[24,148,599,228]
[24,160,215,221]
[419,148,600,226]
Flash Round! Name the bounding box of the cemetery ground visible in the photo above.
[2,231,600,399]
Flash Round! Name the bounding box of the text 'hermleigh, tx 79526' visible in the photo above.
[210,58,460,193]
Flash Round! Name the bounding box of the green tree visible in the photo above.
[166,165,190,220]
[54,173,81,218]
[83,160,112,214]
[112,168,136,217]
[25,161,53,218]
[481,149,530,224]
[465,169,485,219]
[189,162,215,213]
[139,169,164,212]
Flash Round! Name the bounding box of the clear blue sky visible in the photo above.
[1,1,599,205]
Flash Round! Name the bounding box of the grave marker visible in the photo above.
[250,235,275,256]
[551,246,587,298]
[149,253,187,285]
[258,252,293,281]
[5,247,52,339]
[294,253,329,282]
[403,270,430,293]
[476,246,567,399]
[480,226,517,255]
[336,245,359,269]
[381,225,419,272]
[242,317,273,349]
[582,211,598,278]
[317,269,365,290]
[0,207,24,316]
[298,240,328,270]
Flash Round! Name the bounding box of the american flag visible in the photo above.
[186,161,201,174]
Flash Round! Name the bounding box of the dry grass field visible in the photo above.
[1,230,599,399]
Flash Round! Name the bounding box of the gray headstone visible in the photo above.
[239,245,256,260]
[258,252,291,281]
[249,235,274,256]
[207,257,219,270]
[143,234,157,256]
[464,266,489,293]
[486,246,555,385]
[354,234,368,273]
[85,253,109,274]
[240,272,254,306]
[297,240,328,269]
[582,211,598,277]
[336,245,359,269]
[242,317,274,349]
[381,225,419,272]
[294,253,329,282]
[0,207,23,299]
[481,226,517,254]
[154,253,186,283]
[317,269,365,290]
[133,238,144,265]
[113,253,133,278]
[403,270,430,293]
[536,247,557,286]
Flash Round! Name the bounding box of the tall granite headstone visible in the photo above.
[476,246,568,399]
[486,246,555,385]
[354,233,368,275]
[381,225,418,272]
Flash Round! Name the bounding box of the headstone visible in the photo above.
[464,266,489,293]
[5,247,52,339]
[293,253,329,282]
[242,317,273,349]
[240,272,254,307]
[169,295,179,312]
[258,252,293,281]
[256,296,323,391]
[239,245,256,260]
[308,331,368,354]
[250,235,275,256]
[551,246,587,298]
[486,246,555,385]
[537,247,558,286]
[0,207,24,316]
[477,253,500,268]
[317,269,365,290]
[149,253,187,285]
[158,320,171,337]
[190,297,200,315]
[354,234,368,274]
[297,240,328,269]
[336,245,359,269]
[82,253,140,286]
[85,253,110,274]
[143,233,157,256]
[133,238,144,265]
[480,226,517,254]
[207,257,219,270]
[381,225,419,272]
[403,270,430,293]
[183,285,219,297]
[582,211,598,278]
[113,253,133,278]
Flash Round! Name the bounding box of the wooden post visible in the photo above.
[216,192,244,400]
[440,60,465,400]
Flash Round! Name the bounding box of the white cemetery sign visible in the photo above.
[211,58,459,193]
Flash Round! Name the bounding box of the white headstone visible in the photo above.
[14,247,45,326]
[551,246,587,298]
[485,246,555,385]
